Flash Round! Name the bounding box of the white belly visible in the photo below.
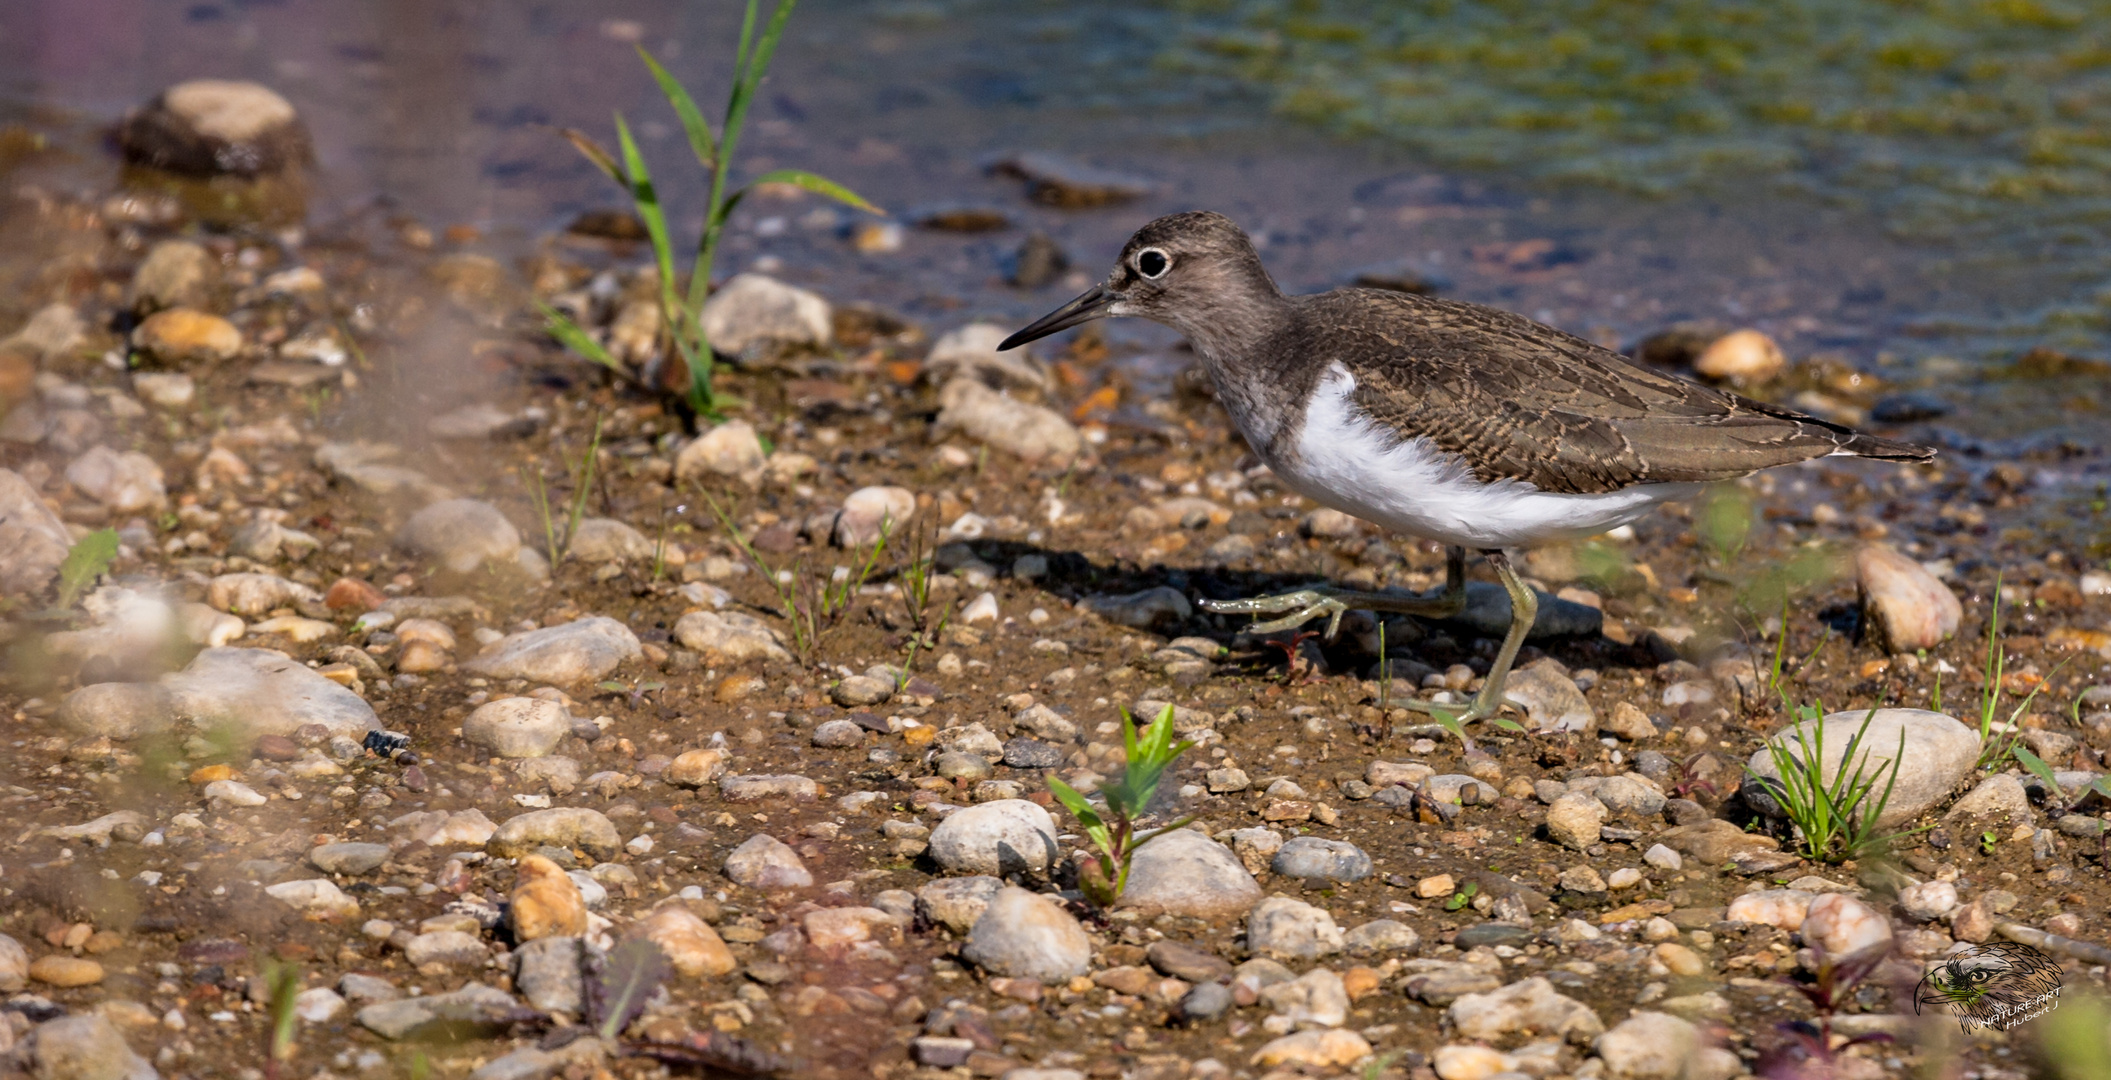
[1274,363,1699,550]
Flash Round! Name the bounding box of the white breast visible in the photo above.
[1276,363,1699,550]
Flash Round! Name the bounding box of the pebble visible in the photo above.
[1944,773,2034,825]
[935,377,1081,464]
[916,876,1006,934]
[405,931,485,967]
[203,571,318,615]
[1643,844,1682,871]
[263,878,359,919]
[723,833,814,890]
[1248,1028,1371,1069]
[699,273,832,356]
[133,240,214,312]
[1261,967,1348,1028]
[1603,701,1659,741]
[391,808,497,849]
[1744,708,1977,828]
[308,842,389,875]
[1002,737,1065,769]
[719,774,818,801]
[565,517,653,562]
[1801,893,1892,957]
[1246,896,1344,961]
[0,933,27,993]
[1544,792,1606,850]
[1607,867,1644,890]
[514,937,584,1014]
[1342,919,1421,954]
[1181,981,1234,1020]
[0,468,74,595]
[1012,703,1078,742]
[961,887,1092,982]
[461,697,572,758]
[1118,829,1262,918]
[292,987,345,1024]
[464,617,642,684]
[399,498,522,574]
[832,675,894,707]
[1596,1011,1700,1080]
[120,78,308,176]
[634,904,736,978]
[1725,889,1815,931]
[1856,544,1962,651]
[28,955,105,987]
[674,610,792,664]
[510,855,587,941]
[428,402,544,441]
[927,799,1059,876]
[835,485,917,547]
[674,420,767,483]
[812,719,866,748]
[27,1013,154,1080]
[65,447,166,512]
[486,808,622,861]
[1447,976,1604,1045]
[1692,328,1785,384]
[356,981,517,1041]
[132,307,243,365]
[1501,658,1596,732]
[1658,819,1779,865]
[1898,880,1959,921]
[1270,837,1374,883]
[1081,586,1192,631]
[924,322,1048,390]
[1560,865,1607,893]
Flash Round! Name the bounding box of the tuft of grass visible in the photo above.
[1744,703,1931,864]
[260,957,301,1079]
[55,528,120,609]
[702,491,816,660]
[547,0,879,419]
[1047,704,1196,908]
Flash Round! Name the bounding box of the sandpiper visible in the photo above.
[999,211,1934,726]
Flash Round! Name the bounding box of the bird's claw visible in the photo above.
[1199,589,1348,638]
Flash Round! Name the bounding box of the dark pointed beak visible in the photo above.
[998,284,1117,351]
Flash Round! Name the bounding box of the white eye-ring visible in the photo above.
[1136,248,1171,279]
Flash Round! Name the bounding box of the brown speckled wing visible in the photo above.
[1299,290,1933,495]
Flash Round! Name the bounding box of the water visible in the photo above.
[0,0,2105,445]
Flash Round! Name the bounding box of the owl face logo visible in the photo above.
[1914,942,2065,1031]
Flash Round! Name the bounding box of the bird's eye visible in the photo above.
[1137,248,1170,279]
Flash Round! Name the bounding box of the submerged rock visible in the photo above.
[120,78,310,176]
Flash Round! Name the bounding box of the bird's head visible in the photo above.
[998,211,1281,352]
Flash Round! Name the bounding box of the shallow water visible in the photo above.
[0,0,2105,447]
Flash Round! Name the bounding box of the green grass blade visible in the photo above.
[537,302,623,372]
[730,0,763,91]
[2012,745,2064,800]
[741,168,881,214]
[56,528,119,608]
[637,46,718,170]
[614,115,681,329]
[559,127,624,184]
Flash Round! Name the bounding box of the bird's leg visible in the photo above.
[1378,551,1534,727]
[1200,545,1467,637]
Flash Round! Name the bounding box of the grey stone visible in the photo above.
[1857,544,1962,653]
[0,931,27,991]
[1453,923,1533,949]
[1595,1011,1713,1080]
[1012,703,1077,743]
[1574,775,1666,819]
[488,808,622,861]
[1002,737,1064,769]
[834,486,916,548]
[405,930,487,967]
[833,674,894,707]
[1447,976,1603,1046]
[401,498,521,573]
[925,323,1048,390]
[119,78,308,177]
[514,936,584,1015]
[29,1013,156,1080]
[718,774,819,801]
[1501,659,1596,733]
[1343,919,1421,955]
[674,610,790,664]
[565,518,653,563]
[1246,896,1343,961]
[204,571,319,614]
[1146,940,1233,982]
[1082,586,1192,631]
[926,799,1059,876]
[1445,581,1601,641]
[723,834,813,891]
[315,440,452,502]
[65,447,165,512]
[58,683,177,739]
[916,875,1006,934]
[934,377,1081,465]
[428,402,545,441]
[462,697,572,758]
[1271,836,1374,883]
[1181,981,1234,1020]
[960,886,1092,982]
[464,617,642,685]
[356,981,518,1040]
[468,1047,564,1080]
[1259,967,1349,1029]
[0,468,73,596]
[162,647,379,738]
[1545,792,1606,850]
[812,719,865,748]
[700,273,831,357]
[1118,828,1263,918]
[1743,709,1979,829]
[309,842,389,875]
[1944,773,2034,825]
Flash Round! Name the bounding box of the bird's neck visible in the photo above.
[1165,286,1304,455]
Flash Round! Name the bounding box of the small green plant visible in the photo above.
[260,957,301,1079]
[524,414,605,566]
[55,528,119,609]
[1444,880,1480,912]
[896,516,943,634]
[702,492,816,659]
[1980,829,2000,855]
[821,524,893,621]
[1047,704,1197,908]
[1744,704,1930,863]
[547,0,878,417]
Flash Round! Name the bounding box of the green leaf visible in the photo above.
[56,528,119,608]
[592,938,672,1042]
[558,127,623,185]
[637,46,717,170]
[538,303,623,372]
[2012,745,2064,799]
[2088,775,2111,802]
[741,168,882,215]
[1046,775,1102,832]
[1491,717,1527,733]
[596,680,626,693]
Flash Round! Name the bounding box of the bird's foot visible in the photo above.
[1199,587,1352,638]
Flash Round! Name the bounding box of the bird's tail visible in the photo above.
[1832,431,1937,461]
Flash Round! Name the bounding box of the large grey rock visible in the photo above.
[960,887,1091,982]
[1447,976,1604,1046]
[1271,837,1374,884]
[722,834,813,891]
[355,981,518,1041]
[58,682,177,739]
[916,876,1006,934]
[1445,582,1601,641]
[0,468,73,595]
[1501,659,1595,733]
[162,647,379,738]
[926,799,1059,877]
[700,273,831,357]
[934,378,1080,465]
[401,498,522,574]
[464,617,641,684]
[1246,896,1343,961]
[1118,829,1263,918]
[1743,709,1978,829]
[29,1013,157,1080]
[487,808,621,861]
[462,697,572,759]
